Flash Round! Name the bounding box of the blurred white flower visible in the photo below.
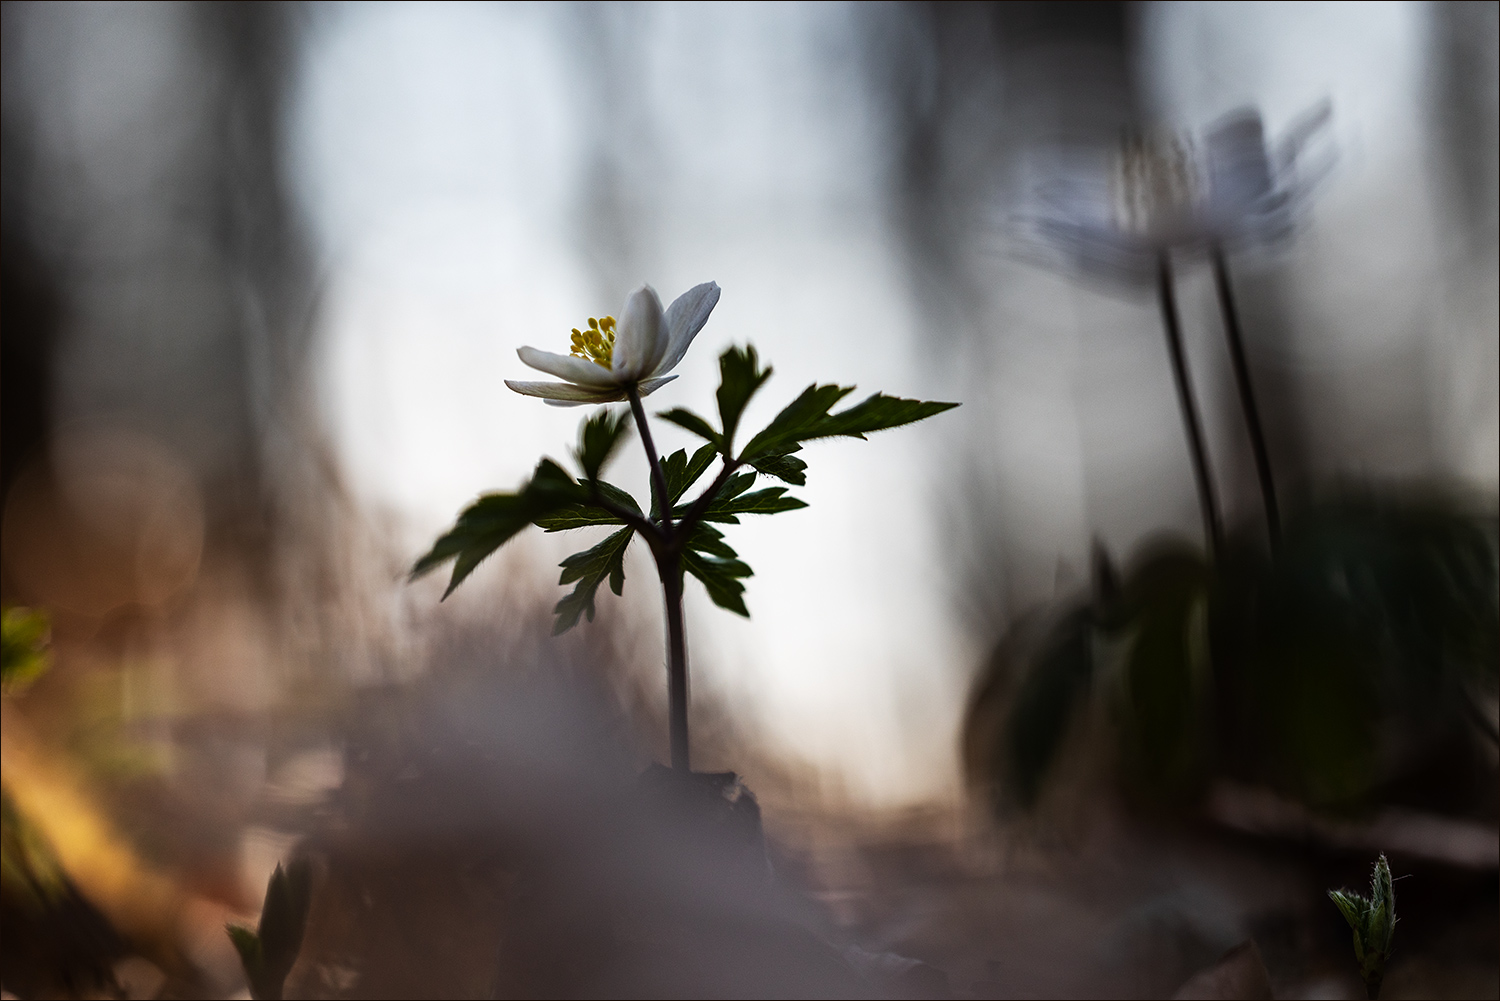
[1023,102,1332,281]
[506,282,721,406]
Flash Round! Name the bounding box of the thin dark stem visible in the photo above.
[626,386,674,540]
[1156,251,1222,556]
[624,384,690,770]
[1211,243,1281,544]
[676,457,742,531]
[658,549,690,771]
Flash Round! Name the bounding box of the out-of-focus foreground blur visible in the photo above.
[2,3,1496,998]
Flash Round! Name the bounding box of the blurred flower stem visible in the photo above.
[1211,243,1281,543]
[626,384,691,771]
[1156,251,1222,555]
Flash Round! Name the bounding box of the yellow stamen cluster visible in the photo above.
[570,315,616,369]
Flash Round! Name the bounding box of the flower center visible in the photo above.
[1111,134,1202,237]
[570,315,616,369]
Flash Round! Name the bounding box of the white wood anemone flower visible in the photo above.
[505,282,721,406]
[1020,103,1333,284]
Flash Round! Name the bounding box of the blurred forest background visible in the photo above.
[1,2,1495,999]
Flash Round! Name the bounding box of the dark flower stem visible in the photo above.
[1156,251,1222,556]
[625,385,691,771]
[1211,243,1280,544]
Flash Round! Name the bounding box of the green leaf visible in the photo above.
[739,383,855,463]
[411,459,587,599]
[228,858,312,1001]
[673,470,759,524]
[651,443,721,518]
[535,481,644,531]
[226,924,262,979]
[681,548,753,617]
[716,344,771,453]
[672,444,720,504]
[657,407,723,449]
[739,385,958,467]
[258,860,312,988]
[749,452,808,486]
[1327,889,1364,931]
[715,487,808,517]
[813,393,960,440]
[553,527,634,634]
[683,521,739,560]
[574,408,630,482]
[680,485,808,523]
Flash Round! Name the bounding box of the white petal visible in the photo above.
[655,281,720,377]
[517,347,619,387]
[505,379,625,403]
[635,374,678,398]
[611,285,665,381]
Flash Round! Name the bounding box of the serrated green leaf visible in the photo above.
[739,384,957,468]
[651,443,721,519]
[813,394,960,440]
[553,527,634,634]
[411,459,587,598]
[716,344,771,453]
[739,383,856,463]
[672,444,719,504]
[683,521,739,560]
[574,408,630,482]
[749,452,808,485]
[717,487,808,516]
[681,548,753,617]
[674,470,761,523]
[657,407,722,449]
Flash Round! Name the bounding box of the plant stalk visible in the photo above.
[626,385,690,770]
[659,550,690,771]
[626,386,674,539]
[1211,243,1280,543]
[1156,251,1222,556]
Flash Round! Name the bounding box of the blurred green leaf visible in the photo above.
[574,408,630,483]
[716,344,771,454]
[534,481,643,532]
[657,407,723,450]
[1,788,66,910]
[411,459,587,598]
[1003,607,1095,808]
[1,607,51,693]
[553,527,634,634]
